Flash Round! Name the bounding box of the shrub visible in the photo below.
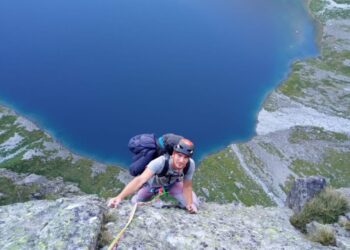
[290,188,350,232]
[308,224,336,246]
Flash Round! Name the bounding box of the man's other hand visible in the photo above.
[107,197,122,208]
[186,203,198,214]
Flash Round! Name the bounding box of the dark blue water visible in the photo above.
[0,0,318,166]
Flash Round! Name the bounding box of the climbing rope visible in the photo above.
[107,188,167,250]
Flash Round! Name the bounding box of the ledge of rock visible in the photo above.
[0,195,105,250]
[101,202,332,250]
[0,195,341,250]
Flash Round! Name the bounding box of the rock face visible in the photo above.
[0,196,105,250]
[1,195,346,250]
[286,176,327,213]
[100,202,331,250]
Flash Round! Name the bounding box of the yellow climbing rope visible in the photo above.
[107,189,166,250]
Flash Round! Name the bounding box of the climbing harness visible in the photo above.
[107,187,168,250]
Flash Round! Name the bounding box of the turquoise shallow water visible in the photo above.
[0,0,318,166]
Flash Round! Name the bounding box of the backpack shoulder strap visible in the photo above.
[183,160,191,176]
[158,156,170,177]
[158,156,191,177]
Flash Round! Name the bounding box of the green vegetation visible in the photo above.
[278,0,350,97]
[309,0,350,22]
[290,188,349,232]
[288,126,349,144]
[280,175,296,194]
[0,109,126,202]
[278,71,310,97]
[289,149,350,188]
[0,115,18,144]
[0,156,124,198]
[0,114,49,158]
[258,141,285,159]
[333,0,350,4]
[194,148,275,206]
[279,49,350,97]
[238,144,265,172]
[319,49,350,77]
[98,210,118,248]
[308,224,336,246]
[322,7,350,21]
[309,0,327,13]
[0,176,40,205]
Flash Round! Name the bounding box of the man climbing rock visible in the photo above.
[107,138,199,213]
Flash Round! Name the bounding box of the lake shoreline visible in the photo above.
[0,0,320,168]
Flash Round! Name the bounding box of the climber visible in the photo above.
[107,138,199,213]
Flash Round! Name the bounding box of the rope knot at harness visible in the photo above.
[158,186,169,196]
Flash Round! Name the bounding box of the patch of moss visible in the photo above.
[0,115,17,129]
[193,147,275,206]
[320,78,337,87]
[258,141,285,159]
[238,144,265,172]
[318,50,350,77]
[278,72,310,97]
[1,129,47,158]
[322,8,350,21]
[333,0,350,4]
[289,149,350,188]
[288,126,349,144]
[309,0,327,13]
[0,116,19,145]
[281,175,296,194]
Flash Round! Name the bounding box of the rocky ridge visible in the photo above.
[0,196,341,250]
[0,196,104,250]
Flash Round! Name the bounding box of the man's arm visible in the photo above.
[183,179,197,213]
[108,168,154,208]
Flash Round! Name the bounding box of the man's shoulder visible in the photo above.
[148,155,167,172]
[189,158,195,168]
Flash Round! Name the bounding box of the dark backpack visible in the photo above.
[128,133,190,176]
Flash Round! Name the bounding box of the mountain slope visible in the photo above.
[194,0,350,205]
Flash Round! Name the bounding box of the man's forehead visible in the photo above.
[174,152,189,158]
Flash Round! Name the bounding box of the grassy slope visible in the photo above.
[193,148,275,206]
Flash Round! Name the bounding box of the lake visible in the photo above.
[0,0,318,166]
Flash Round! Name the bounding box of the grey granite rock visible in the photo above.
[346,213,350,220]
[0,195,105,250]
[100,202,331,250]
[286,176,327,213]
[16,173,48,185]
